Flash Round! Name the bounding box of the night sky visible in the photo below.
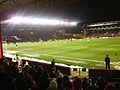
[42,0,120,24]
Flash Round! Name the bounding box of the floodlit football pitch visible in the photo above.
[4,38,120,69]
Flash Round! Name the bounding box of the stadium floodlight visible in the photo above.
[2,16,78,27]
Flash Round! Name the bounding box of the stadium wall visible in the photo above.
[89,69,120,81]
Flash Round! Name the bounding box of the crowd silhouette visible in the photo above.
[0,58,120,90]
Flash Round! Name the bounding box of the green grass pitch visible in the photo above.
[4,38,120,69]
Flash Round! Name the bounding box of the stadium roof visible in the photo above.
[0,0,120,24]
[88,21,120,27]
[0,0,80,20]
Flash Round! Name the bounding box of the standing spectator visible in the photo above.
[51,59,56,71]
[105,55,110,69]
[51,59,55,67]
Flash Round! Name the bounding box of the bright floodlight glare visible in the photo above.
[70,22,78,26]
[3,16,78,26]
[6,16,23,24]
[48,20,60,25]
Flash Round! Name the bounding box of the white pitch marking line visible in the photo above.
[46,47,87,54]
[39,53,104,63]
[4,50,104,63]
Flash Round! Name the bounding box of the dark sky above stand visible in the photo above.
[42,0,120,24]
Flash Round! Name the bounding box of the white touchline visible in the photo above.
[4,50,104,63]
[5,50,120,69]
[39,53,104,63]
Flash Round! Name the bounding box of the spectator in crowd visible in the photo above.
[82,77,89,90]
[15,73,30,90]
[114,82,120,90]
[57,77,63,90]
[0,63,17,90]
[56,70,64,90]
[1,57,120,90]
[72,76,82,90]
[105,55,110,69]
[63,74,73,90]
[96,77,107,90]
[37,70,50,90]
[35,65,44,85]
[104,83,114,90]
[85,80,97,90]
[56,70,63,79]
[48,78,58,90]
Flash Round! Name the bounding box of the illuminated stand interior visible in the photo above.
[0,16,78,59]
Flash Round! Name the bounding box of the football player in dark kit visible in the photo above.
[105,55,110,69]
